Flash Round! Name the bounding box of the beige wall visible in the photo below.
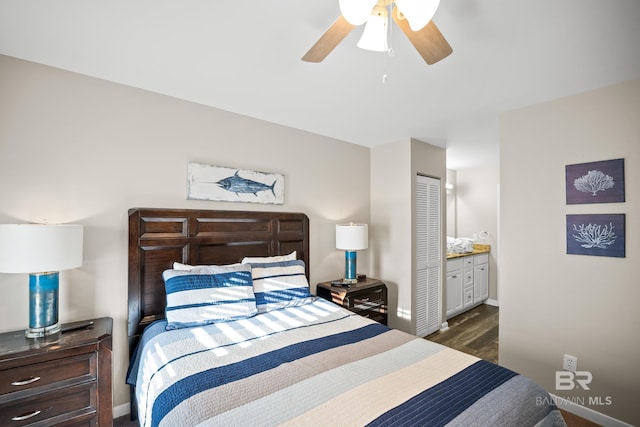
[455,167,499,302]
[500,78,639,425]
[0,55,371,413]
[370,138,446,334]
[370,139,413,331]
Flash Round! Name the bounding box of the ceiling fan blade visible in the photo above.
[302,15,356,63]
[392,6,452,65]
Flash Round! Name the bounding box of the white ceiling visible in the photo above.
[1,0,639,169]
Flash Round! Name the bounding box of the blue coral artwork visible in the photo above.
[566,214,625,258]
[565,158,625,204]
[187,162,284,204]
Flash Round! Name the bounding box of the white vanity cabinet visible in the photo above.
[445,258,463,317]
[473,253,489,304]
[446,252,489,319]
[463,256,474,309]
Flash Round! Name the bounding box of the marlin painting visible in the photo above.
[187,162,284,204]
[215,170,277,197]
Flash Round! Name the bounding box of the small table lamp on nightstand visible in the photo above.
[0,223,83,338]
[335,223,368,284]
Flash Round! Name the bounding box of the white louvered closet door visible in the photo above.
[415,174,441,337]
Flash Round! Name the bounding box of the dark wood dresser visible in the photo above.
[0,317,112,426]
[317,278,388,325]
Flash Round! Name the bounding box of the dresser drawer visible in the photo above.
[0,381,96,426]
[0,352,96,398]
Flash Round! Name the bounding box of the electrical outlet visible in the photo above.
[563,354,578,372]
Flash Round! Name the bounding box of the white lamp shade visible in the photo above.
[336,223,369,251]
[339,0,377,25]
[395,0,440,31]
[0,224,83,273]
[357,11,389,52]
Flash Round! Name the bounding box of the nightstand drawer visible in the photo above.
[346,287,385,308]
[316,279,388,325]
[344,287,387,321]
[0,382,96,426]
[0,352,96,397]
[356,311,387,323]
[350,297,385,311]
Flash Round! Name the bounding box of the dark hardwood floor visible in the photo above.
[426,303,499,363]
[426,304,601,427]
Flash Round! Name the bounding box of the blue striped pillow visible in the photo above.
[247,259,315,313]
[162,264,257,330]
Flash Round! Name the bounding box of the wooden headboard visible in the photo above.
[127,207,309,351]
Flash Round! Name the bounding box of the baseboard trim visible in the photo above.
[113,402,130,419]
[484,299,499,307]
[550,394,633,427]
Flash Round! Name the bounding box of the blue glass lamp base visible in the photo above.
[343,251,358,284]
[26,272,61,338]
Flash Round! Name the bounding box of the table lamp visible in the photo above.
[0,224,83,338]
[335,223,368,284]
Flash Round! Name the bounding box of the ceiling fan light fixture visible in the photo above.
[395,0,440,31]
[339,0,377,25]
[357,7,389,52]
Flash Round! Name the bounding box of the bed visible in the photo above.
[126,208,565,427]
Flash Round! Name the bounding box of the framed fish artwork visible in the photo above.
[187,162,284,204]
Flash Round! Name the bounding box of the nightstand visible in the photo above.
[317,278,388,325]
[0,317,113,426]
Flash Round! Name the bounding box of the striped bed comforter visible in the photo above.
[127,298,565,427]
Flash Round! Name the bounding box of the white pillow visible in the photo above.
[241,251,297,264]
[246,259,314,313]
[173,262,242,270]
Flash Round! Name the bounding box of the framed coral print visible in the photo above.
[566,214,625,258]
[565,158,625,204]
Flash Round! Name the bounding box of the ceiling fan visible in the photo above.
[302,0,452,65]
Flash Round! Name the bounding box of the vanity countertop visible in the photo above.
[446,243,491,259]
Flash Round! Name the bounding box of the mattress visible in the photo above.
[127,298,565,427]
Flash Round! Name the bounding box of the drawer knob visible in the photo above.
[10,376,41,386]
[12,410,42,421]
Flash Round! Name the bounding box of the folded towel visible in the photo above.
[447,237,474,253]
